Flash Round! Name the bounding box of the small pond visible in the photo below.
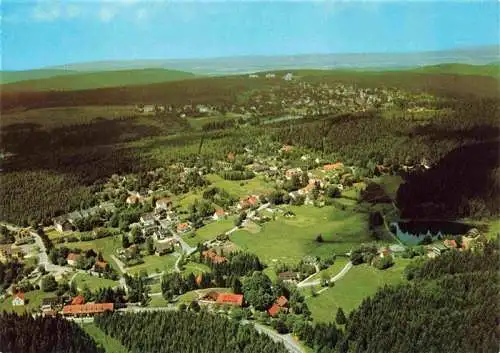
[390,221,473,245]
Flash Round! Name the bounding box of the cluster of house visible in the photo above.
[53,202,115,233]
[11,292,114,317]
[0,229,34,262]
[65,251,109,271]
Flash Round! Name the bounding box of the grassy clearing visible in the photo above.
[149,296,169,307]
[373,175,404,201]
[176,191,205,211]
[0,290,53,314]
[81,322,129,353]
[205,174,274,198]
[181,261,211,275]
[231,205,370,264]
[57,236,123,273]
[305,258,411,322]
[183,217,236,246]
[127,254,178,276]
[73,273,118,291]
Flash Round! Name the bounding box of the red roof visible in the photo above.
[94,261,108,269]
[63,303,114,315]
[67,253,81,261]
[444,239,458,248]
[324,162,343,171]
[276,296,288,307]
[227,152,236,161]
[216,293,243,306]
[215,209,225,216]
[177,223,190,231]
[267,303,281,317]
[202,250,226,264]
[71,295,85,305]
[14,292,25,300]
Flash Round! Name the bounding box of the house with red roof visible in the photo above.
[71,295,85,305]
[227,152,236,161]
[444,239,458,249]
[94,261,108,271]
[212,209,226,221]
[12,292,25,306]
[267,296,289,317]
[323,162,344,172]
[202,249,227,264]
[238,195,259,210]
[62,303,114,316]
[66,253,81,266]
[177,222,192,233]
[155,197,172,211]
[216,293,244,307]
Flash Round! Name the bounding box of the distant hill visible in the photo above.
[1,68,198,92]
[409,63,499,77]
[0,69,80,84]
[43,45,498,75]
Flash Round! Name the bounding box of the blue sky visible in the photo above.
[2,0,498,70]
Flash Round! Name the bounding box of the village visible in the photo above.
[0,136,487,329]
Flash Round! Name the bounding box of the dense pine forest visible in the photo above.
[0,313,104,353]
[342,240,500,353]
[94,310,288,353]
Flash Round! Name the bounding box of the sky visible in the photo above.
[1,0,499,71]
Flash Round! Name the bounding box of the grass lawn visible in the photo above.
[181,261,211,275]
[46,228,69,240]
[176,191,204,211]
[73,273,118,291]
[127,253,177,276]
[149,282,162,294]
[81,323,129,353]
[263,267,278,283]
[149,296,169,307]
[205,174,274,198]
[0,290,54,314]
[183,217,236,246]
[58,236,123,273]
[373,175,404,201]
[305,258,411,322]
[231,205,370,264]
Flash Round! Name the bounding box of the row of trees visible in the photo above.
[94,310,289,353]
[0,313,103,353]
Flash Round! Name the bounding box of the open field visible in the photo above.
[127,253,178,276]
[231,205,370,264]
[81,322,129,353]
[73,273,119,291]
[149,296,170,307]
[373,175,404,201]
[57,236,123,273]
[2,68,197,92]
[305,258,411,322]
[205,174,274,198]
[181,261,211,275]
[183,217,236,246]
[0,290,53,313]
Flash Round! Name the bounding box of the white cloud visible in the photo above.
[135,8,148,21]
[99,7,116,22]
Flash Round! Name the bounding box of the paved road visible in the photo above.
[243,320,304,353]
[297,261,353,288]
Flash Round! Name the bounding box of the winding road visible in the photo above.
[297,261,353,288]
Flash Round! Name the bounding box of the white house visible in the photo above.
[212,209,226,221]
[12,292,25,306]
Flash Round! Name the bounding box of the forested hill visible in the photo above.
[0,313,104,353]
[342,241,500,353]
[95,310,289,353]
[1,68,197,92]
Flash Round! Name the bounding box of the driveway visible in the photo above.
[297,261,353,288]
